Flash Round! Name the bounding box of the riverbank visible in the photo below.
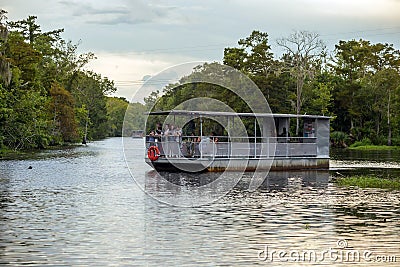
[0,148,26,160]
[348,145,400,150]
[0,143,84,160]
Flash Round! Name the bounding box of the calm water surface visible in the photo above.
[0,138,399,266]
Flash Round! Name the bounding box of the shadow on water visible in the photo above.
[331,148,400,163]
[145,170,330,191]
[144,170,332,207]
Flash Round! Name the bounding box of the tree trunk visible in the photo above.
[83,109,89,144]
[295,75,303,136]
[387,90,391,146]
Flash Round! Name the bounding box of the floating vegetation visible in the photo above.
[348,145,400,150]
[336,175,400,190]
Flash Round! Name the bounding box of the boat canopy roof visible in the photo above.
[146,110,330,120]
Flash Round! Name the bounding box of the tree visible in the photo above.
[302,72,333,116]
[0,11,119,151]
[223,47,246,70]
[237,30,274,76]
[71,71,116,141]
[124,102,146,136]
[223,31,297,115]
[364,69,400,145]
[277,31,326,135]
[7,15,63,45]
[0,9,11,86]
[330,39,400,142]
[106,97,129,137]
[49,82,78,142]
[330,39,375,132]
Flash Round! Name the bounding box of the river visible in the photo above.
[0,137,399,266]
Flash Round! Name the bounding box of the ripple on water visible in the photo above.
[0,138,399,266]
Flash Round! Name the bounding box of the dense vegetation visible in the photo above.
[0,10,129,152]
[1,9,400,151]
[149,30,400,147]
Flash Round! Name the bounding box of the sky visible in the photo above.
[2,0,400,100]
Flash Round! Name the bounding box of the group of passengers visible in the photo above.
[148,123,182,142]
[147,122,218,157]
[147,123,182,157]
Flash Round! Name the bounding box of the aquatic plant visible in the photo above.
[336,175,400,190]
[348,145,400,150]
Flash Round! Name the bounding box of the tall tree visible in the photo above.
[7,15,63,45]
[0,10,11,86]
[71,71,116,141]
[237,30,274,76]
[277,31,326,134]
[331,39,400,141]
[223,30,289,112]
[363,69,400,145]
[49,82,78,142]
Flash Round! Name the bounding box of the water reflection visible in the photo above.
[145,170,329,190]
[331,148,400,163]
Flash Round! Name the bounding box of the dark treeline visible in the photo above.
[0,10,129,152]
[149,30,400,147]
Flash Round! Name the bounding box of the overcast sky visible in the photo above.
[2,0,400,100]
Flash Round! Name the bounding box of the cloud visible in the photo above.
[85,51,202,100]
[5,0,400,101]
[58,0,182,25]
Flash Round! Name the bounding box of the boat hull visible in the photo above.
[145,157,329,172]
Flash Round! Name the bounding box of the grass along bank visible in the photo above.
[348,145,400,150]
[336,175,400,190]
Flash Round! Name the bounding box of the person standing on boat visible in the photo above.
[162,124,170,157]
[210,131,218,143]
[194,136,201,157]
[153,122,164,155]
[147,130,156,147]
[174,126,183,157]
[165,124,177,157]
[187,132,196,157]
[168,124,179,157]
[155,123,163,141]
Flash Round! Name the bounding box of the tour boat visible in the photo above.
[145,110,330,172]
[131,130,144,138]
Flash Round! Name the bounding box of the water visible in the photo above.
[331,148,400,177]
[0,138,399,266]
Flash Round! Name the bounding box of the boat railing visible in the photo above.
[145,135,318,158]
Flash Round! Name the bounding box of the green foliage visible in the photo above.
[348,145,400,150]
[336,176,400,190]
[123,102,146,136]
[4,11,400,151]
[330,131,349,148]
[106,97,129,137]
[49,82,78,143]
[0,10,118,151]
[1,87,50,149]
[148,31,400,147]
[350,137,372,148]
[71,71,115,140]
[330,39,400,144]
